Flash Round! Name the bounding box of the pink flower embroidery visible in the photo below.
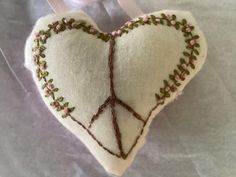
[51,101,60,109]
[190,39,197,46]
[185,24,193,32]
[52,21,58,26]
[89,27,96,33]
[34,49,40,55]
[71,22,78,28]
[45,88,51,94]
[35,33,40,39]
[111,31,117,36]
[181,63,187,69]
[126,21,132,27]
[63,107,69,114]
[117,30,121,35]
[33,57,39,64]
[56,24,61,30]
[47,83,54,90]
[170,20,176,25]
[166,15,172,20]
[40,63,46,70]
[155,18,161,23]
[41,35,47,40]
[175,75,180,81]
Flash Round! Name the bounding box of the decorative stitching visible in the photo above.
[88,96,111,128]
[32,13,200,159]
[108,37,124,158]
[115,98,145,123]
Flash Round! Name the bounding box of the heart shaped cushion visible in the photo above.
[25,10,207,175]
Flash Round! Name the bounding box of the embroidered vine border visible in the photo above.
[32,13,200,159]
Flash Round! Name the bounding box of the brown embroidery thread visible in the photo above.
[108,37,124,157]
[88,36,145,158]
[88,97,111,128]
[32,13,200,159]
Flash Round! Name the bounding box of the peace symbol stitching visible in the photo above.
[32,13,200,159]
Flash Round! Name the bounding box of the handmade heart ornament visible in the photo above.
[25,10,207,175]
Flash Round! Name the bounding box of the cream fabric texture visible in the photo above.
[25,10,207,175]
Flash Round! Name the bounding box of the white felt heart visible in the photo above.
[25,10,207,175]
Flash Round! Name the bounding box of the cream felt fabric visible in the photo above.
[25,10,207,175]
